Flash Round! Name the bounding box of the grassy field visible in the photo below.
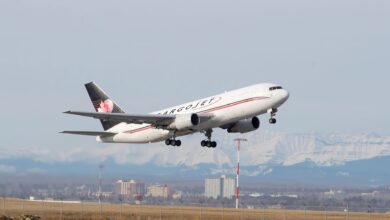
[1,198,389,220]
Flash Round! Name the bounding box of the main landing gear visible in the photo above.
[268,108,277,124]
[165,139,181,147]
[201,129,217,148]
[165,131,181,147]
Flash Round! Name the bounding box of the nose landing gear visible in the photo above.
[268,108,278,124]
[201,129,217,148]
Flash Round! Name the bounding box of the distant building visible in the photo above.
[270,193,298,198]
[222,176,235,198]
[115,180,145,197]
[249,192,263,198]
[172,191,182,199]
[323,189,335,196]
[361,191,379,197]
[147,184,172,198]
[205,177,222,199]
[94,191,112,198]
[205,175,235,199]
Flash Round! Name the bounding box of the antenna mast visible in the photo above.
[234,138,247,209]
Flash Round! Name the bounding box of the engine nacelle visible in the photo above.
[168,113,200,130]
[227,117,260,133]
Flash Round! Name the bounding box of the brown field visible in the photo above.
[1,197,389,220]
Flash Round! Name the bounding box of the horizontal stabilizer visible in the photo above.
[60,131,116,137]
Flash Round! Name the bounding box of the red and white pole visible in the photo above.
[234,138,246,209]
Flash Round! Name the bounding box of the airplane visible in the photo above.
[62,82,289,148]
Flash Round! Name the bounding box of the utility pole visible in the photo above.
[98,163,104,204]
[234,138,247,209]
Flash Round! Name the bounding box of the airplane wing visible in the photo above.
[64,111,213,127]
[63,111,212,127]
[60,131,116,136]
[64,110,174,125]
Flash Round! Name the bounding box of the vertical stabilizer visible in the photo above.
[85,82,125,130]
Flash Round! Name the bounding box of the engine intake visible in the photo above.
[227,117,260,133]
[168,113,200,130]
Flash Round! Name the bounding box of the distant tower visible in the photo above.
[98,163,104,204]
[234,138,247,209]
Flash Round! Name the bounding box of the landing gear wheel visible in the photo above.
[268,108,278,124]
[165,139,181,147]
[200,129,217,148]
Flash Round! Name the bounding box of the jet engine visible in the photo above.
[168,113,200,130]
[227,117,260,133]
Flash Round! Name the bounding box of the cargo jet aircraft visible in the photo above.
[62,82,289,148]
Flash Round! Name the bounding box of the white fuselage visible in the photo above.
[98,83,289,143]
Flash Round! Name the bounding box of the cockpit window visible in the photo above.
[269,86,283,91]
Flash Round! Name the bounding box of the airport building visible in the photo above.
[205,175,235,199]
[205,177,222,199]
[222,176,235,198]
[115,180,145,197]
[146,184,172,198]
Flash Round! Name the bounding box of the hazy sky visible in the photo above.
[1,0,390,152]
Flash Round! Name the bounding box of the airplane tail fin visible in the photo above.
[85,82,125,130]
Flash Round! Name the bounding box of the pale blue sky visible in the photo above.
[0,0,389,151]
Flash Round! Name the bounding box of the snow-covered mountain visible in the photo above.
[91,130,390,169]
[235,131,390,167]
[1,130,390,185]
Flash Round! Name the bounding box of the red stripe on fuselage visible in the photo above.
[198,97,268,114]
[125,125,154,134]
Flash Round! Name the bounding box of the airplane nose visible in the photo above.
[280,89,290,102]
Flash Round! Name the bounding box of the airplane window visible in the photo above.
[269,86,283,91]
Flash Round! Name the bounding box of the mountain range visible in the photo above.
[1,130,390,186]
